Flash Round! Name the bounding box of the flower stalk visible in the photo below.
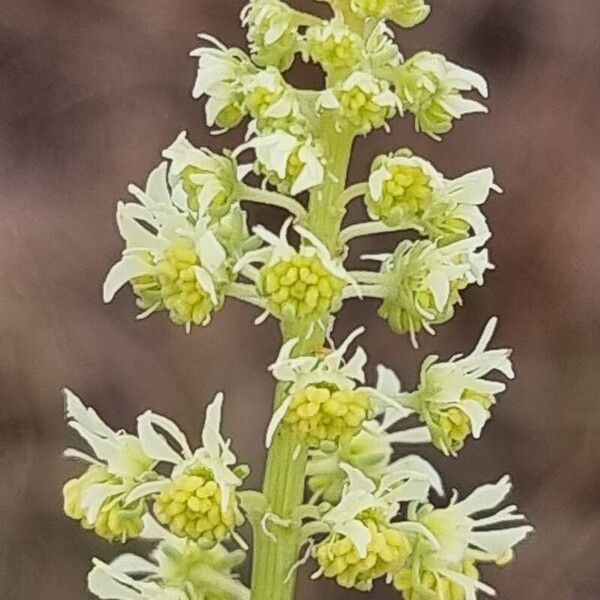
[251,122,356,600]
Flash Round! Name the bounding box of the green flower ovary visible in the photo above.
[366,165,433,226]
[63,465,145,543]
[426,389,492,455]
[215,99,246,131]
[179,165,236,220]
[251,27,297,72]
[132,243,219,327]
[154,466,242,543]
[393,559,479,600]
[315,514,412,590]
[284,384,372,447]
[307,29,362,75]
[259,255,345,321]
[397,65,455,138]
[338,85,396,134]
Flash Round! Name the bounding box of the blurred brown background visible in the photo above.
[1,0,599,598]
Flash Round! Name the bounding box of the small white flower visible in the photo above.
[235,218,357,324]
[367,150,500,240]
[359,236,493,346]
[399,317,514,454]
[321,465,395,558]
[244,130,325,195]
[416,476,532,565]
[162,131,249,217]
[318,72,402,134]
[305,367,437,504]
[63,389,155,525]
[190,35,255,129]
[265,326,368,446]
[133,393,242,513]
[87,514,249,600]
[103,162,230,329]
[242,68,300,123]
[304,16,365,75]
[398,51,488,140]
[271,326,367,393]
[241,0,304,71]
[321,462,442,558]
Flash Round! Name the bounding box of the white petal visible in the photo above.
[338,520,371,558]
[136,412,190,464]
[390,455,444,496]
[439,568,496,598]
[368,167,389,202]
[109,554,156,576]
[342,347,367,383]
[456,475,512,516]
[386,426,432,444]
[469,526,532,555]
[459,401,490,439]
[88,563,141,600]
[140,513,175,541]
[82,483,125,523]
[103,256,151,303]
[341,463,376,494]
[124,481,168,505]
[64,389,114,438]
[196,230,226,273]
[265,396,293,448]
[145,162,171,204]
[376,365,401,397]
[424,270,450,312]
[202,392,225,458]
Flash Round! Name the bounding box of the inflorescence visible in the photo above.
[63,1,532,599]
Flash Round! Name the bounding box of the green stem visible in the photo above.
[240,184,307,220]
[250,119,355,600]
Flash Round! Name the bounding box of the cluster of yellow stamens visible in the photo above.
[154,466,242,543]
